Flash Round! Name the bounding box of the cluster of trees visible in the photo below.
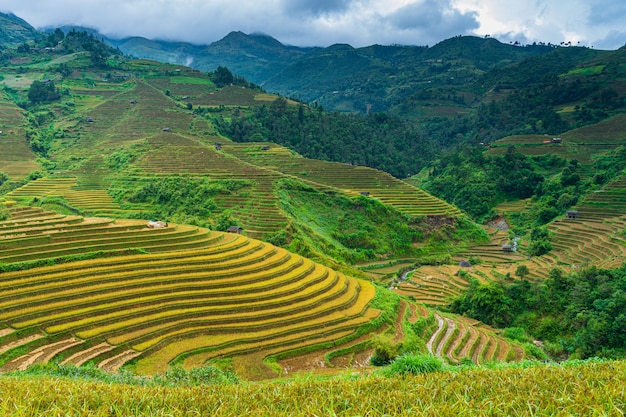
[450,265,626,359]
[213,98,439,178]
[27,80,60,104]
[59,29,119,67]
[423,145,576,223]
[207,66,259,89]
[423,144,626,228]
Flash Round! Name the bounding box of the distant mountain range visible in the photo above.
[2,11,624,116]
[103,31,564,113]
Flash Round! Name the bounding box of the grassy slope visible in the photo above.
[0,359,624,416]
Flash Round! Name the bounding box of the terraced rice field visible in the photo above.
[0,97,41,176]
[124,135,290,239]
[5,177,140,217]
[489,115,626,165]
[223,143,462,217]
[414,305,524,365]
[0,208,378,378]
[544,174,626,270]
[400,172,626,307]
[0,206,217,264]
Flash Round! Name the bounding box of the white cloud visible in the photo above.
[453,0,626,49]
[1,0,625,49]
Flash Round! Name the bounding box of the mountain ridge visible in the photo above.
[4,12,618,115]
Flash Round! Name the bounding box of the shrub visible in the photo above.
[502,327,530,343]
[370,334,401,366]
[515,265,530,278]
[387,354,443,376]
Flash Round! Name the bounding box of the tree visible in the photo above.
[28,80,61,104]
[211,66,234,87]
[515,265,530,278]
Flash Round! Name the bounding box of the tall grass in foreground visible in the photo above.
[0,359,624,416]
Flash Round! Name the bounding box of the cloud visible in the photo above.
[282,0,355,17]
[386,0,479,41]
[588,1,626,25]
[593,30,626,50]
[1,0,625,49]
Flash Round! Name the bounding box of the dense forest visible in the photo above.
[450,265,626,359]
[211,99,439,178]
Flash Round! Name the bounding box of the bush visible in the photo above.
[502,327,530,343]
[28,80,61,104]
[370,334,401,366]
[387,354,443,376]
[515,265,530,278]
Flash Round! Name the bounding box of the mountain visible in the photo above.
[79,29,558,113]
[0,12,40,45]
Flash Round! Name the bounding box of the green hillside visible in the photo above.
[1,20,626,384]
[0,30,510,379]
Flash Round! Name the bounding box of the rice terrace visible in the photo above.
[1,10,626,416]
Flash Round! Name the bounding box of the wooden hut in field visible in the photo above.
[567,210,579,219]
[459,259,472,268]
[502,244,513,253]
[227,225,243,234]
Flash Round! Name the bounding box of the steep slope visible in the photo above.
[0,94,40,176]
[0,12,40,45]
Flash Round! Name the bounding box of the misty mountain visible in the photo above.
[2,13,613,116]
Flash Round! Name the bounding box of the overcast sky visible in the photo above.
[2,0,625,49]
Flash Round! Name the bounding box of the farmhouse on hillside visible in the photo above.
[567,210,579,219]
[227,225,244,234]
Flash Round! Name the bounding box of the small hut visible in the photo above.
[215,142,222,150]
[459,259,472,268]
[226,225,243,234]
[360,191,370,197]
[502,244,513,253]
[162,127,171,132]
[567,210,579,219]
[262,145,270,151]
[86,117,94,123]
